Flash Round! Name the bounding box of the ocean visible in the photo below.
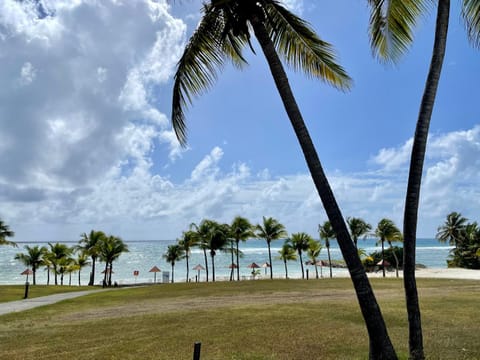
[0,238,452,285]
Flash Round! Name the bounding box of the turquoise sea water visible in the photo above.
[0,238,452,285]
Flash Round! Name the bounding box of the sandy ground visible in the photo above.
[364,267,480,280]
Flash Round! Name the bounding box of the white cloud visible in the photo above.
[0,0,185,191]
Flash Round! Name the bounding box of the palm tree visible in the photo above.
[172,2,396,357]
[14,245,47,285]
[74,253,90,286]
[368,2,480,357]
[387,232,403,278]
[307,238,323,279]
[318,221,335,278]
[178,230,198,283]
[375,219,402,278]
[190,220,215,282]
[163,244,185,283]
[436,212,468,248]
[206,222,229,282]
[255,216,287,279]
[347,217,372,249]
[98,236,128,287]
[0,219,16,247]
[290,232,312,279]
[47,243,72,285]
[231,216,254,281]
[277,241,297,279]
[77,230,106,286]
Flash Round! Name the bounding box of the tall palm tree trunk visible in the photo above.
[230,242,235,281]
[236,240,240,281]
[89,256,96,286]
[299,252,305,279]
[381,240,386,278]
[326,243,333,278]
[210,252,216,282]
[103,262,108,287]
[203,248,209,282]
[314,262,319,279]
[78,270,81,286]
[389,242,400,278]
[171,263,175,283]
[251,17,397,359]
[403,2,449,359]
[284,260,288,279]
[267,241,273,279]
[54,267,58,285]
[108,263,113,286]
[186,254,190,283]
[32,267,37,285]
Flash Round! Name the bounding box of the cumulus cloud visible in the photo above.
[0,0,186,198]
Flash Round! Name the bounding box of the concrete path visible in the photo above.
[0,289,106,316]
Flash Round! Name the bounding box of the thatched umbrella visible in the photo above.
[149,266,161,283]
[193,264,205,282]
[261,262,270,275]
[21,269,33,283]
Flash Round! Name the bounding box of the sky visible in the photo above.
[0,0,479,242]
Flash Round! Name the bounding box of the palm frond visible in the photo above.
[463,0,480,48]
[263,1,351,90]
[368,0,432,63]
[172,7,228,146]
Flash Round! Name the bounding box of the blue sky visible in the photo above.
[0,0,479,242]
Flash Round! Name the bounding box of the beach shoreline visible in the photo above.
[363,267,480,280]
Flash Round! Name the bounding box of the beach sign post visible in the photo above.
[21,269,33,299]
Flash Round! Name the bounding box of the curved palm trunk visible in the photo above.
[236,240,240,281]
[403,2,449,359]
[203,248,209,282]
[326,244,333,279]
[89,256,96,286]
[251,17,397,359]
[103,262,108,287]
[299,252,305,279]
[283,259,289,279]
[185,253,190,283]
[389,242,400,278]
[267,241,273,279]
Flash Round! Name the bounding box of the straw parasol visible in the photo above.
[247,262,260,269]
[21,269,33,283]
[377,259,391,267]
[193,264,205,281]
[149,266,161,283]
[228,263,238,269]
[261,262,270,275]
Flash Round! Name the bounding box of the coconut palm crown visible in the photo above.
[171,0,351,144]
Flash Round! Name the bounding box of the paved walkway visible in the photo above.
[0,289,107,316]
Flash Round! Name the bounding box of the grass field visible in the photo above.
[0,278,478,359]
[0,285,93,303]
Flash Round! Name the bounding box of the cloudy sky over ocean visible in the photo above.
[1,0,479,242]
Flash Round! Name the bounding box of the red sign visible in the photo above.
[133,270,139,276]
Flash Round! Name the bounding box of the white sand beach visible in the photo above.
[365,267,480,280]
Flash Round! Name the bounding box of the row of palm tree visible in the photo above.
[12,230,128,287]
[165,215,400,283]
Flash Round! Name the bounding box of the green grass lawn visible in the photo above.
[0,285,94,303]
[0,278,478,359]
